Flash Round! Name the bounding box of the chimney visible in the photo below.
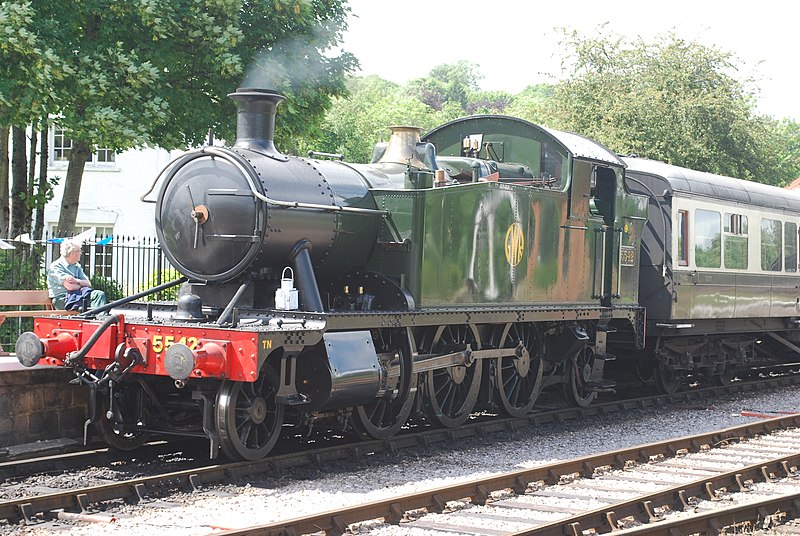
[228,88,286,158]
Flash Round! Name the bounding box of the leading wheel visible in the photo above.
[493,323,544,418]
[351,329,417,440]
[564,346,597,408]
[96,387,150,451]
[216,366,284,460]
[423,325,483,428]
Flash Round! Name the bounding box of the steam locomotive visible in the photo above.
[16,88,800,460]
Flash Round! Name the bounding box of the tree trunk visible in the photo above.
[28,130,37,202]
[10,126,29,239]
[0,127,8,238]
[56,139,90,236]
[34,126,49,241]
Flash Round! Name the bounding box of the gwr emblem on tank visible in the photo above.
[504,223,525,267]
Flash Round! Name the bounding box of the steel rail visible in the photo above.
[1,373,799,490]
[605,490,800,535]
[507,453,800,535]
[182,415,800,536]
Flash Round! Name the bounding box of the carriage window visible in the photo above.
[695,209,721,268]
[724,213,748,269]
[761,219,782,271]
[677,210,688,266]
[785,222,797,272]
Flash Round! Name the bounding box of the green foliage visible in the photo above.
[466,89,514,115]
[1,0,356,234]
[314,63,507,163]
[0,1,69,126]
[90,274,124,302]
[140,268,182,301]
[765,118,800,185]
[543,29,781,183]
[317,76,439,162]
[0,247,46,289]
[506,84,555,123]
[405,61,482,111]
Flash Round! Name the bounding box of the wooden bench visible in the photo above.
[0,290,71,355]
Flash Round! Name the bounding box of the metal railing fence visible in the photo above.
[1,233,176,350]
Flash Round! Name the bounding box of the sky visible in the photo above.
[339,0,798,121]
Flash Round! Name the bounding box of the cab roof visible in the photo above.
[423,115,625,167]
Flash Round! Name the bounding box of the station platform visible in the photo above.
[0,353,34,372]
[0,354,88,450]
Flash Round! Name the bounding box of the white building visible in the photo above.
[33,129,187,293]
[43,128,180,238]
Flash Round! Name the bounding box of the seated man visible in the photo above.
[47,239,107,311]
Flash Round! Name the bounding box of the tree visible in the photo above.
[1,0,355,235]
[766,118,800,186]
[406,61,483,112]
[466,89,514,115]
[0,1,67,237]
[506,83,554,124]
[319,75,470,163]
[0,127,8,237]
[9,126,28,238]
[542,29,779,183]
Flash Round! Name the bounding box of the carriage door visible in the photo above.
[589,166,617,304]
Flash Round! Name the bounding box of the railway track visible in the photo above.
[213,415,800,535]
[1,374,798,529]
[2,372,798,482]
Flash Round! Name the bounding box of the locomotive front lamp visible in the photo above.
[165,341,226,382]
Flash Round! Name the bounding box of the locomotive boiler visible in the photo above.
[17,87,650,460]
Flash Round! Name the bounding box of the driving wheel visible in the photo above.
[654,363,684,394]
[351,329,417,439]
[423,324,483,428]
[493,323,544,418]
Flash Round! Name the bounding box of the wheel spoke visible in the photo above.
[424,325,482,427]
[494,324,543,418]
[216,367,284,461]
[351,329,416,440]
[565,345,597,408]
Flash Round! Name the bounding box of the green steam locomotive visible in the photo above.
[17,88,800,460]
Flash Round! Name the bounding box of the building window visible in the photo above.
[53,130,72,162]
[695,209,721,268]
[94,147,116,164]
[761,218,782,271]
[47,225,115,279]
[723,213,748,269]
[677,210,689,266]
[50,129,115,167]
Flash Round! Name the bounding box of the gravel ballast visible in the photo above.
[9,384,800,535]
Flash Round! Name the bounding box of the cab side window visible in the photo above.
[588,166,616,224]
